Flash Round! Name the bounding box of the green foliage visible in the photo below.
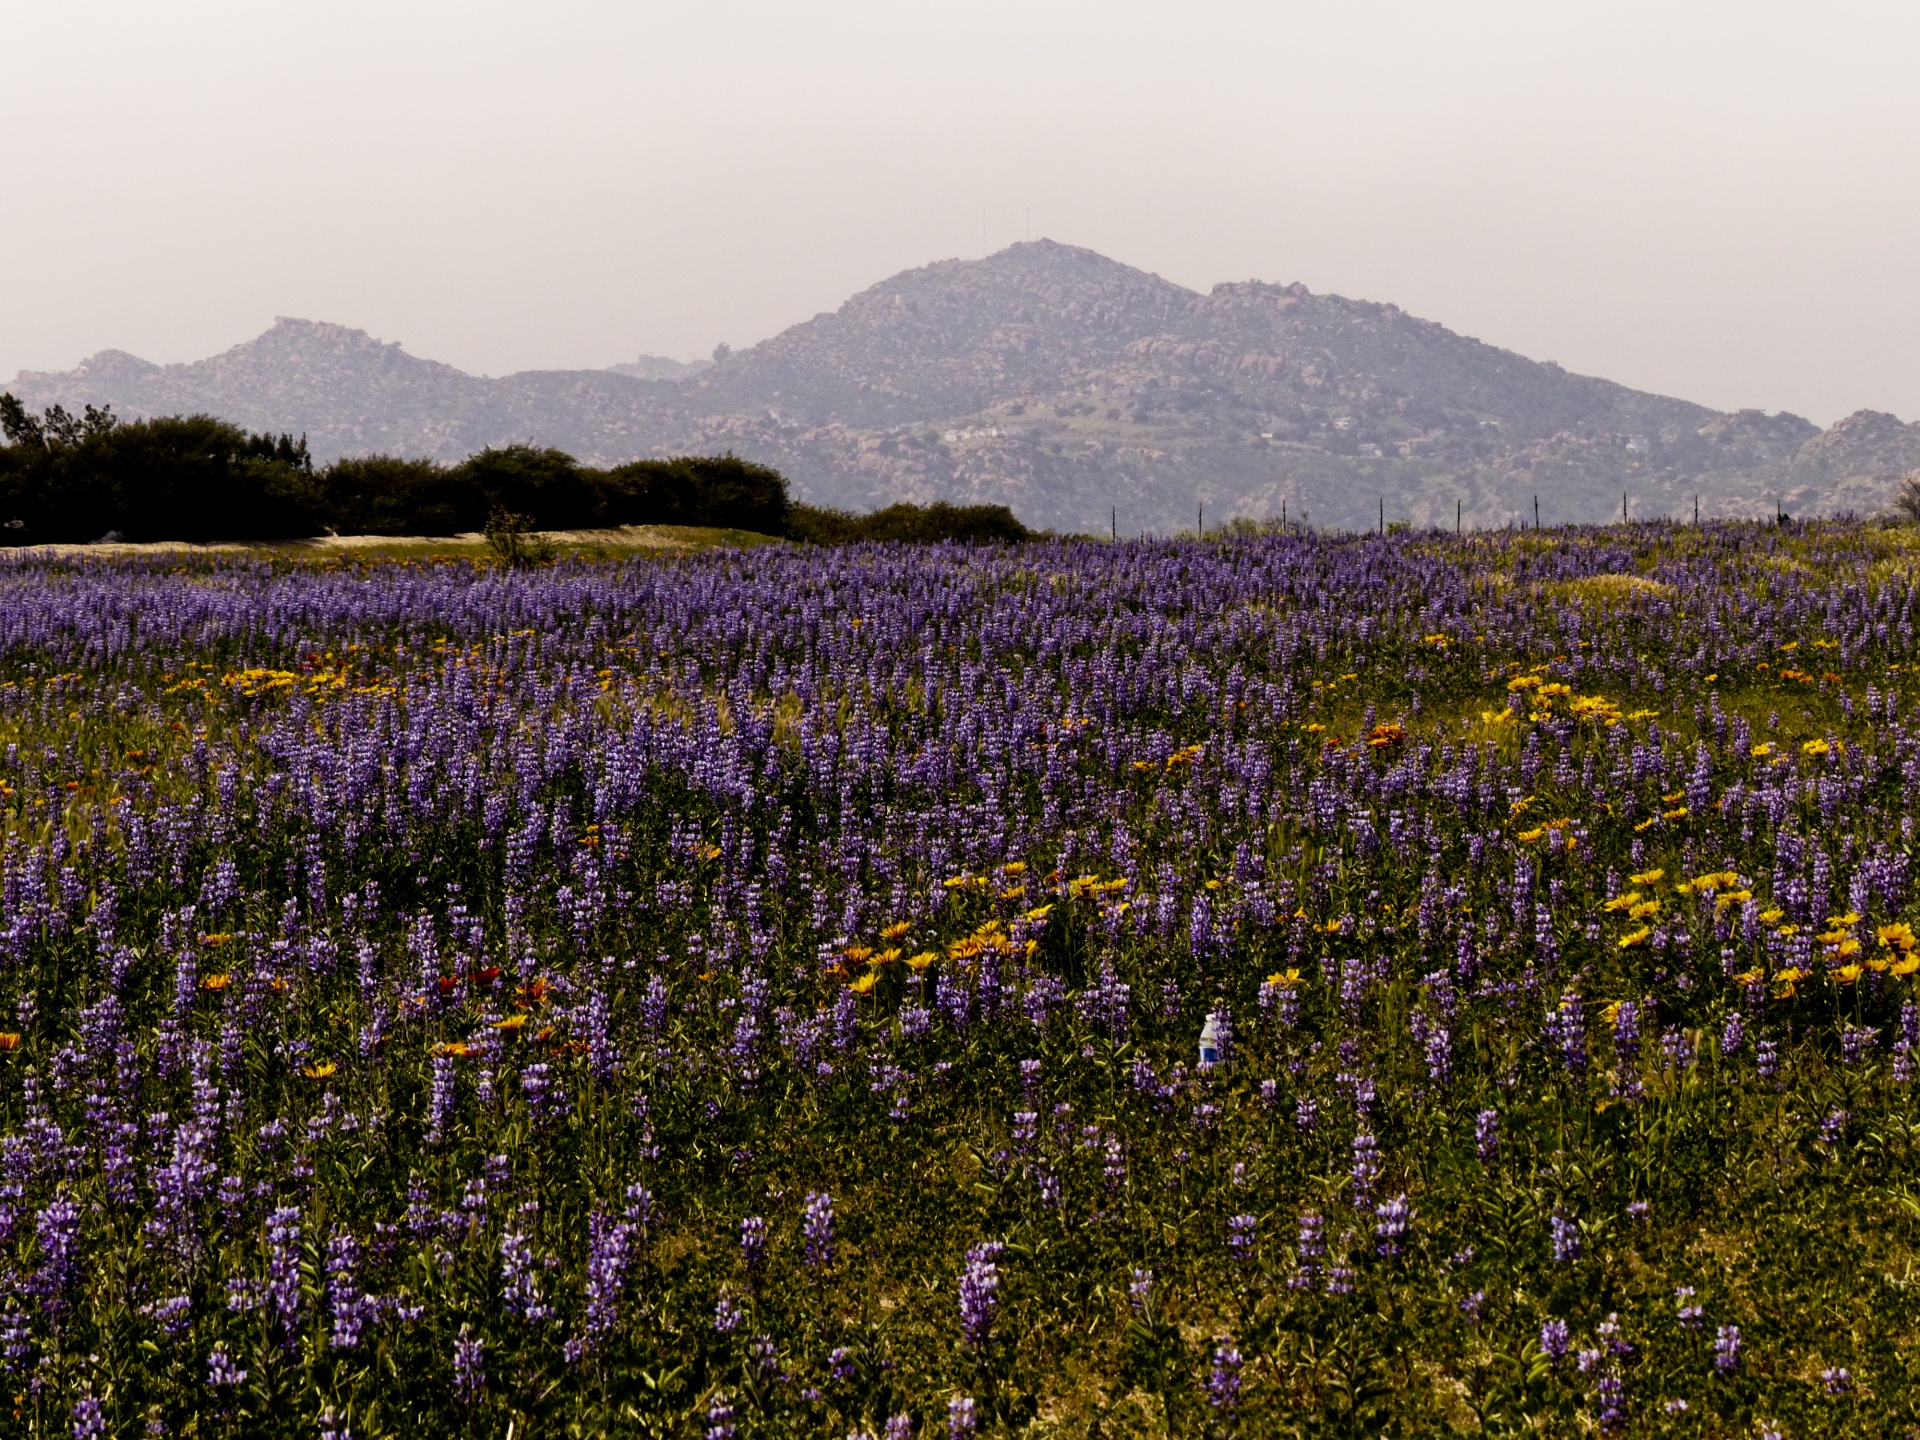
[454,444,597,530]
[600,454,792,535]
[1896,469,1920,524]
[314,455,465,536]
[0,403,320,543]
[482,506,556,568]
[0,399,1044,547]
[787,501,1033,546]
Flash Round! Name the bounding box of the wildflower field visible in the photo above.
[3,521,1920,1438]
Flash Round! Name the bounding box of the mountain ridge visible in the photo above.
[7,241,1917,532]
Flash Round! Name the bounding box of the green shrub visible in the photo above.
[0,397,1036,545]
[601,454,791,534]
[0,400,321,542]
[787,500,1032,545]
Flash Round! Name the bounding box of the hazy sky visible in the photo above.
[3,1,1916,425]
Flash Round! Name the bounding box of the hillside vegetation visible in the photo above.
[0,398,1030,547]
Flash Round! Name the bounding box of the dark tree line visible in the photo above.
[0,400,1032,545]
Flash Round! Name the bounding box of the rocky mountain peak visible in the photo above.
[5,243,1916,531]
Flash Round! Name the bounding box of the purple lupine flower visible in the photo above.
[1720,1012,1744,1056]
[1423,1023,1453,1086]
[1460,1290,1485,1323]
[328,1229,368,1350]
[1598,1312,1633,1358]
[1128,1268,1154,1314]
[947,1395,976,1438]
[1541,1319,1570,1361]
[31,1198,82,1320]
[1660,1028,1695,1072]
[1373,1195,1410,1259]
[1293,1212,1324,1290]
[520,1063,571,1127]
[426,1054,455,1143]
[1611,1001,1639,1059]
[584,1210,635,1344]
[740,1215,767,1276]
[803,1191,835,1270]
[1714,1325,1741,1372]
[1820,1107,1849,1145]
[1595,1371,1626,1432]
[455,1324,485,1403]
[1821,1366,1852,1396]
[1475,1109,1498,1164]
[1547,993,1587,1073]
[1674,1287,1702,1331]
[1841,1026,1876,1066]
[884,1416,913,1440]
[1227,1213,1257,1267]
[1756,1039,1779,1079]
[71,1390,104,1439]
[206,1347,247,1387]
[1550,1210,1580,1264]
[501,1228,551,1322]
[264,1206,302,1341]
[1011,1111,1038,1153]
[958,1241,1002,1348]
[1202,1008,1233,1065]
[0,1305,32,1374]
[713,1297,741,1332]
[1295,1097,1318,1132]
[1208,1340,1243,1413]
[1349,1129,1381,1207]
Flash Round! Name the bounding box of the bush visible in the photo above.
[601,454,791,534]
[787,501,1032,546]
[317,456,462,536]
[453,445,598,531]
[0,400,321,543]
[0,398,1037,545]
[1895,468,1920,523]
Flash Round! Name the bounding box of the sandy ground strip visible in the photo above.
[11,525,702,559]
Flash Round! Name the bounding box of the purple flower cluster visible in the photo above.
[958,1241,1002,1348]
[803,1191,835,1271]
[0,524,1905,1427]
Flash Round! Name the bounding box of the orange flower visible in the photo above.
[1365,723,1406,749]
[0,1033,19,1052]
[200,974,231,993]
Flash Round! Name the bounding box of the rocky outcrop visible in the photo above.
[8,244,1916,532]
